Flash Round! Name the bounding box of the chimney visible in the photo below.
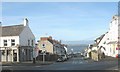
[49,36,52,40]
[41,37,48,41]
[23,18,28,26]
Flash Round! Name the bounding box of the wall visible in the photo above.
[91,51,99,61]
[54,43,63,55]
[38,40,53,54]
[0,36,19,62]
[0,36,19,47]
[19,26,35,46]
[108,16,119,57]
[98,33,109,56]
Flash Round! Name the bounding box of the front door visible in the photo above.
[13,50,17,62]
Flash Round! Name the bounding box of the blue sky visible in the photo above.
[2,2,118,41]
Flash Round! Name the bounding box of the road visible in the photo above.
[1,57,119,71]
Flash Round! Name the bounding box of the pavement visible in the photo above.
[2,61,53,66]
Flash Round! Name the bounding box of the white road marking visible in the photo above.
[35,66,41,67]
[2,66,12,67]
[3,66,42,68]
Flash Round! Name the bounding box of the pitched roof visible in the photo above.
[2,25,24,36]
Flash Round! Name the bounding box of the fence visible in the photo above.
[36,54,59,61]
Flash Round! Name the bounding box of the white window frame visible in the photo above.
[11,39,15,46]
[3,40,7,46]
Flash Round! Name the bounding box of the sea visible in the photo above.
[67,44,88,54]
[62,40,94,54]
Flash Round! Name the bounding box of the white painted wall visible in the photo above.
[91,46,97,51]
[19,26,35,46]
[98,33,108,55]
[97,15,119,57]
[0,36,19,47]
[107,15,119,57]
[109,18,118,42]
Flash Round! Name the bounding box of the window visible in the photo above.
[7,50,11,55]
[103,41,106,44]
[11,39,15,46]
[3,40,7,46]
[42,44,45,48]
[31,40,34,46]
[1,50,5,55]
[28,40,30,46]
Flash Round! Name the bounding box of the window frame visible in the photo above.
[11,39,15,46]
[3,40,7,46]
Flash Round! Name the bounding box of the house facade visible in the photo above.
[94,15,119,57]
[0,18,35,62]
[107,15,119,57]
[94,33,107,56]
[38,36,67,56]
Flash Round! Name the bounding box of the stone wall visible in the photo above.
[91,51,99,61]
[91,50,105,61]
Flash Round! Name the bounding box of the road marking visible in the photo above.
[114,69,118,70]
[72,61,83,64]
[2,66,12,67]
[3,66,42,68]
[35,66,41,67]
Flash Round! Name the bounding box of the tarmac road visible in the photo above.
[1,56,119,71]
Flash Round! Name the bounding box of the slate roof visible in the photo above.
[2,24,24,36]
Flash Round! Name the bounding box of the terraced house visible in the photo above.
[38,36,67,56]
[0,18,35,62]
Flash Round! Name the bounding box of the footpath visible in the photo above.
[84,56,119,63]
[2,61,53,66]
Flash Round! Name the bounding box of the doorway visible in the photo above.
[13,50,17,62]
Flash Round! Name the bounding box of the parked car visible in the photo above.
[61,55,68,61]
[67,55,71,59]
[56,56,64,62]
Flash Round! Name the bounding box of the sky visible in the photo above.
[1,2,118,41]
[2,0,120,2]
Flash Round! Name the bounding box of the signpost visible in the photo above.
[42,42,46,63]
[43,51,46,63]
